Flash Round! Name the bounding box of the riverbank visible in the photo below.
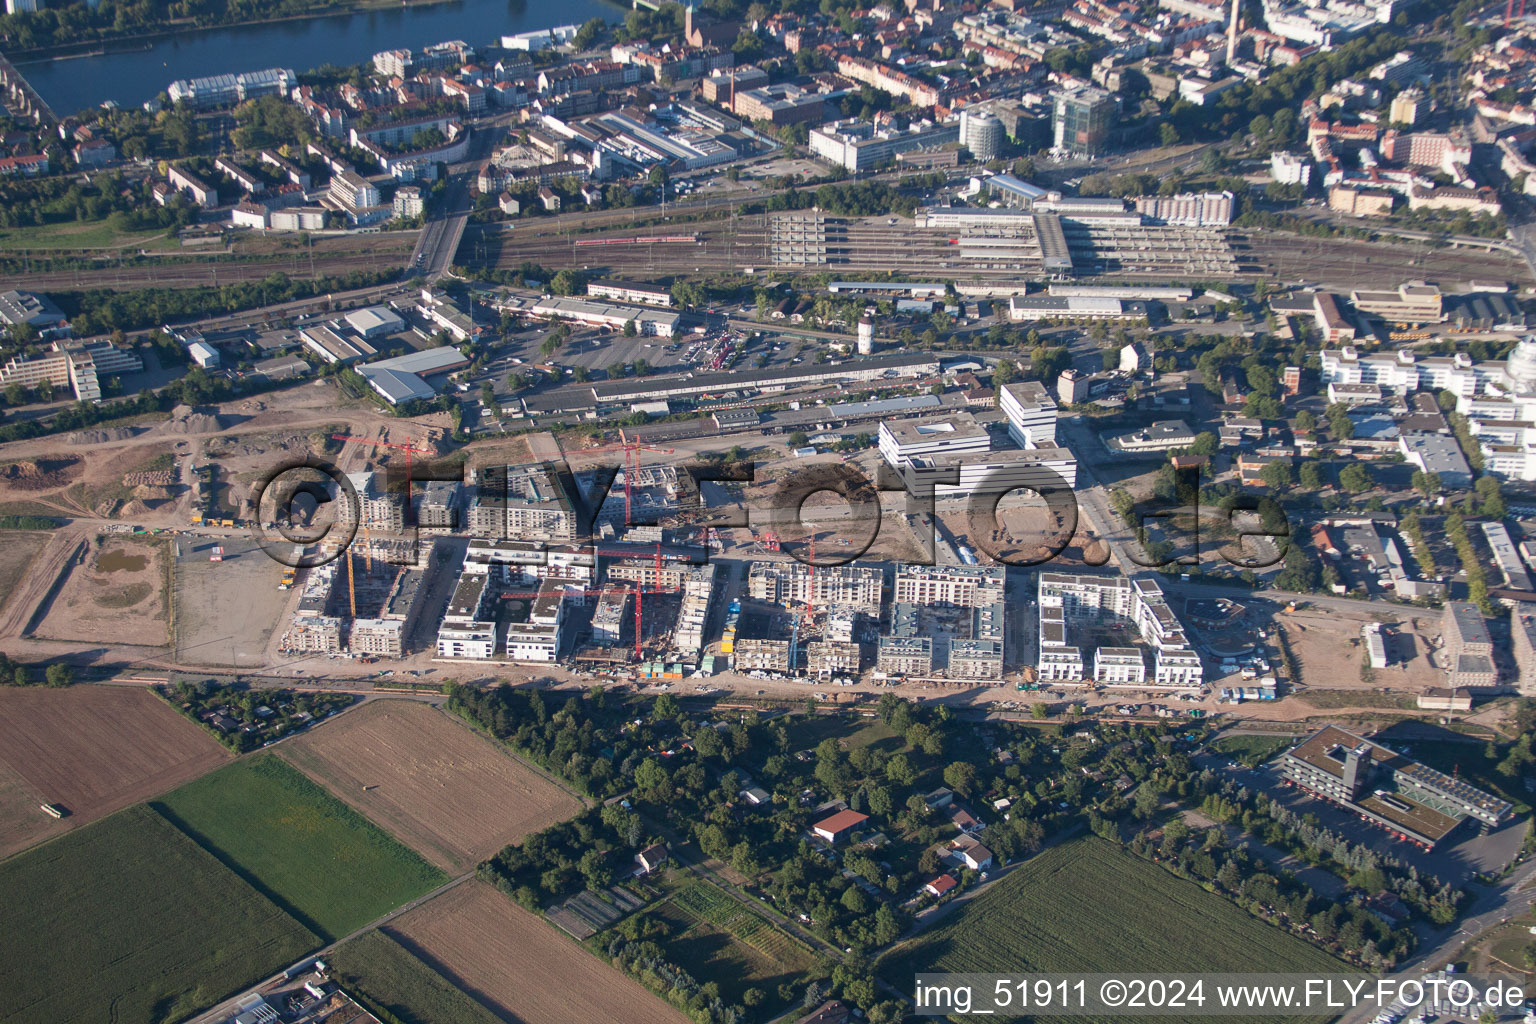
[6,0,465,65]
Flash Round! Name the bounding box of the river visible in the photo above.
[16,0,621,116]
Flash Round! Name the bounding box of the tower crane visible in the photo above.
[570,440,675,526]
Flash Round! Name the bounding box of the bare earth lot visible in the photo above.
[388,880,689,1024]
[0,530,51,616]
[278,701,582,873]
[0,686,229,858]
[1281,607,1442,692]
[34,536,170,647]
[174,535,291,667]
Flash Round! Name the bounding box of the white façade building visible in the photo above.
[1036,573,1203,689]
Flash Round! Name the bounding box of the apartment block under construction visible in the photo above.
[747,561,883,615]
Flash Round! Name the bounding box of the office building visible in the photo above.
[1281,725,1512,847]
[1052,86,1116,157]
[959,109,1004,161]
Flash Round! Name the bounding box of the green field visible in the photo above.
[328,929,503,1024]
[0,220,179,251]
[883,837,1353,1024]
[153,755,447,941]
[1209,734,1293,766]
[0,804,317,1024]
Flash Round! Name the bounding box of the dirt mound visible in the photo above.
[132,484,177,502]
[68,427,140,445]
[0,456,82,492]
[118,499,154,518]
[150,405,228,436]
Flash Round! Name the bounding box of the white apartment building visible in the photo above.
[1038,646,1086,682]
[1095,647,1146,684]
[1000,380,1058,447]
[1271,151,1312,186]
[1038,572,1203,689]
[505,582,566,662]
[437,622,497,658]
[893,564,1006,607]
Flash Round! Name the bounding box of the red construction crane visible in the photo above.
[503,546,681,662]
[570,440,675,525]
[1509,0,1527,26]
[331,434,433,495]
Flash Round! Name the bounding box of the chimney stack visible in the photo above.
[1226,0,1240,65]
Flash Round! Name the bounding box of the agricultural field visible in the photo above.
[279,700,582,872]
[328,928,503,1024]
[653,880,822,1011]
[0,804,317,1024]
[0,684,229,859]
[387,879,690,1024]
[883,838,1351,1024]
[34,535,171,646]
[152,754,446,941]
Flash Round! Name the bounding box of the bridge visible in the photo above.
[0,53,57,126]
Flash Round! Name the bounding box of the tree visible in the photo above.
[1411,470,1441,497]
[943,761,977,797]
[874,902,901,944]
[992,359,1018,387]
[1133,784,1160,820]
[1299,461,1324,490]
[1159,123,1180,147]
[1476,475,1505,518]
[1259,460,1293,491]
[1294,409,1316,432]
[918,846,943,875]
[885,753,915,786]
[622,318,637,337]
[43,663,72,688]
[1338,464,1373,493]
[1030,702,1048,719]
[788,430,809,448]
[573,16,605,49]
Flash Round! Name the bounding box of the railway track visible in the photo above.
[3,250,410,291]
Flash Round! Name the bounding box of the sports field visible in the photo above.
[153,755,447,941]
[884,837,1351,1024]
[279,700,581,872]
[329,927,503,1024]
[0,804,317,1024]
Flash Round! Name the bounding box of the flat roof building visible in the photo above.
[1281,725,1512,847]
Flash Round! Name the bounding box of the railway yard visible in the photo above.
[468,214,1531,292]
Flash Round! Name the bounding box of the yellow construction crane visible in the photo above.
[347,546,357,618]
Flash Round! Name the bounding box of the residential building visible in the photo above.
[1442,601,1498,689]
[748,562,883,614]
[349,618,405,658]
[812,809,869,844]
